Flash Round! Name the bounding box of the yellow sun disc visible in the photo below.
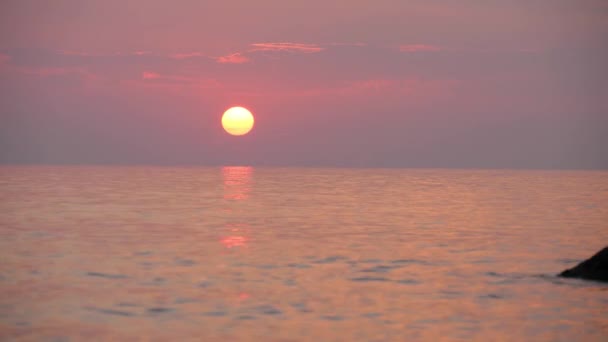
[222,107,254,136]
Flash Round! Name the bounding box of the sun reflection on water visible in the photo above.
[220,166,252,249]
[222,166,252,201]
[220,223,249,249]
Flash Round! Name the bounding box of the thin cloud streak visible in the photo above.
[169,52,206,60]
[400,44,442,52]
[142,71,161,80]
[250,42,324,53]
[216,53,250,64]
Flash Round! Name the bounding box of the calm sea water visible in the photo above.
[0,166,607,341]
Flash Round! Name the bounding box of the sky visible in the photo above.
[1,0,607,168]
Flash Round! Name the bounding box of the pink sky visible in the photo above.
[1,0,607,168]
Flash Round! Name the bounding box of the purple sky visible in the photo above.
[1,0,607,168]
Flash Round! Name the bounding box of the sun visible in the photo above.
[222,106,254,136]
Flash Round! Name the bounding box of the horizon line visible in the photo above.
[1,163,607,172]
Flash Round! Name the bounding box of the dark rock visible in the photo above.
[559,247,608,282]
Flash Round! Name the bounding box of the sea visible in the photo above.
[0,166,607,341]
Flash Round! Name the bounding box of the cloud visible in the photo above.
[58,50,93,56]
[399,44,442,52]
[327,42,367,47]
[142,71,161,79]
[250,42,323,53]
[59,50,152,57]
[216,53,250,64]
[22,67,81,77]
[0,51,88,80]
[0,43,559,101]
[0,64,100,89]
[170,52,206,60]
[215,42,324,64]
[137,70,220,89]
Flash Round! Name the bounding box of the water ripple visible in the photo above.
[85,272,127,279]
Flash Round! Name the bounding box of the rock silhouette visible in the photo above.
[559,247,608,282]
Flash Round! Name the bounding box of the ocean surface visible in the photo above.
[0,166,607,341]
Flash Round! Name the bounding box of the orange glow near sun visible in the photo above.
[222,106,254,136]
